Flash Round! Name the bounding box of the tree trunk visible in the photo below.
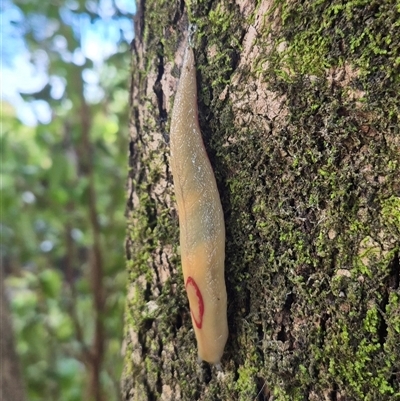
[122,1,400,400]
[1,277,26,401]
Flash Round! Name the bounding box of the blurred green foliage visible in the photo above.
[1,0,133,399]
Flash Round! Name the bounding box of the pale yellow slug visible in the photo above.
[170,46,228,366]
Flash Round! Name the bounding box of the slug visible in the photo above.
[170,46,228,366]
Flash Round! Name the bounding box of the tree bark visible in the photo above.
[122,1,400,400]
[1,277,26,401]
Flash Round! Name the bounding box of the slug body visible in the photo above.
[170,47,228,365]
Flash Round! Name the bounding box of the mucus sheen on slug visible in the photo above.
[169,46,228,366]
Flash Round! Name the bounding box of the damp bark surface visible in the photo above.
[122,1,400,400]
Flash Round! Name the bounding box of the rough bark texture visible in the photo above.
[122,0,400,400]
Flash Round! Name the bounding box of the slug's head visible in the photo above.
[197,356,223,372]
